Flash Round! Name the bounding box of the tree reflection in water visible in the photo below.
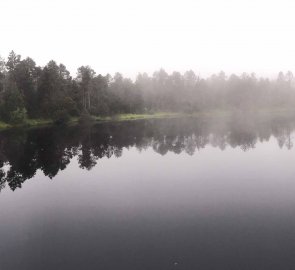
[0,113,295,192]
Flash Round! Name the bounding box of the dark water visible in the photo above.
[2,114,295,270]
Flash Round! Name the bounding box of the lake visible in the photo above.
[1,114,295,270]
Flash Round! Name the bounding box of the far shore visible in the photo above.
[1,108,295,130]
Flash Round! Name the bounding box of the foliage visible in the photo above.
[78,110,94,125]
[53,109,70,125]
[0,50,295,126]
[0,81,27,123]
[9,108,27,124]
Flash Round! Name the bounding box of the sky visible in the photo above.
[2,0,295,78]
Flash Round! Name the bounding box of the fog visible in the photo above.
[1,50,295,122]
[3,1,295,270]
[2,0,295,78]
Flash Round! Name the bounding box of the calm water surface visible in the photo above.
[1,115,295,270]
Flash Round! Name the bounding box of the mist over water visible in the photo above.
[1,116,295,269]
[3,0,295,268]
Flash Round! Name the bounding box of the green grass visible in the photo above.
[0,121,12,129]
[94,112,182,122]
[25,118,54,126]
[1,109,295,130]
[0,113,183,130]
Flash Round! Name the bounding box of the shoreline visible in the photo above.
[0,112,183,130]
[1,109,295,130]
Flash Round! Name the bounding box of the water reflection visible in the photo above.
[1,113,295,191]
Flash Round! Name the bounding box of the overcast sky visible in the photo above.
[2,0,295,78]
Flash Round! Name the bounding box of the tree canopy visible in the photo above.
[0,51,295,124]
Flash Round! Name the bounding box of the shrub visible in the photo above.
[62,97,79,116]
[90,102,110,116]
[78,110,94,125]
[53,109,70,125]
[9,108,27,124]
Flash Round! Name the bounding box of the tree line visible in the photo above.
[1,51,295,124]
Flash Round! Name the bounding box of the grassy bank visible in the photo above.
[1,109,295,130]
[0,121,12,129]
[93,112,181,122]
[0,112,183,130]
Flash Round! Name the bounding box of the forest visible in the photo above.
[1,50,295,124]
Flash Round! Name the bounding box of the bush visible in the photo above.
[62,97,79,116]
[0,85,26,123]
[78,110,94,125]
[53,109,70,125]
[90,102,110,116]
[9,108,27,124]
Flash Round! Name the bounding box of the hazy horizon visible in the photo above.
[3,1,295,269]
[2,0,295,78]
